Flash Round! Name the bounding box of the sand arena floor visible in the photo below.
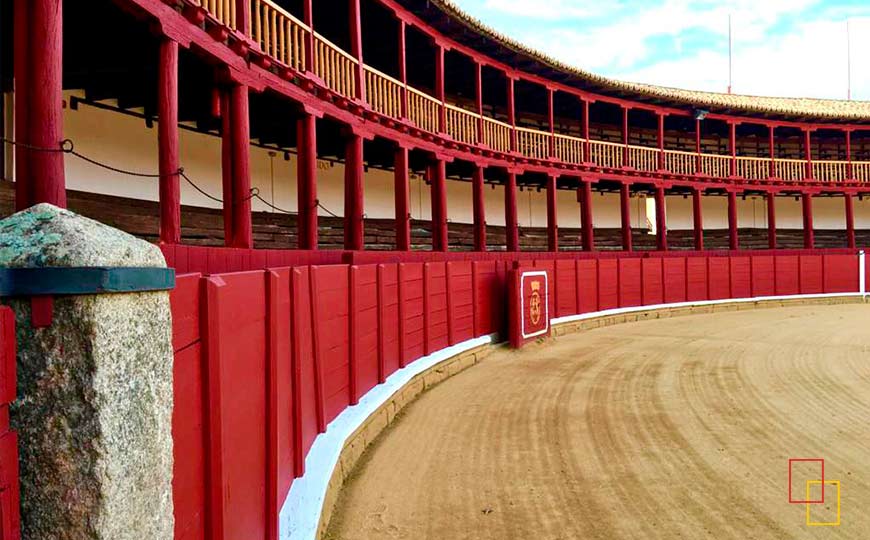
[326,304,870,540]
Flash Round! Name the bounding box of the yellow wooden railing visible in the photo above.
[664,150,697,176]
[408,88,441,134]
[700,154,732,178]
[776,159,807,182]
[812,161,848,183]
[250,0,307,72]
[554,134,585,165]
[482,117,512,154]
[736,156,771,180]
[197,0,237,29]
[198,0,870,186]
[365,67,403,119]
[313,33,357,98]
[517,127,550,160]
[445,105,479,145]
[626,145,659,171]
[589,140,623,168]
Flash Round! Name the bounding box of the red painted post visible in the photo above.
[265,270,280,540]
[845,130,853,181]
[621,106,629,166]
[394,145,411,251]
[619,181,632,251]
[729,121,737,177]
[582,99,591,163]
[297,112,318,250]
[348,267,359,404]
[398,20,408,119]
[13,0,31,211]
[0,308,20,540]
[344,132,365,251]
[657,112,666,170]
[507,76,517,152]
[435,43,446,133]
[655,185,667,251]
[303,0,315,72]
[695,119,702,174]
[802,192,815,249]
[235,0,251,36]
[202,277,227,540]
[768,125,776,179]
[430,159,448,252]
[546,174,558,252]
[307,269,327,433]
[728,190,739,250]
[221,90,234,245]
[767,191,777,250]
[804,129,813,180]
[505,171,519,251]
[692,187,704,251]
[475,62,484,144]
[548,88,555,158]
[472,165,486,251]
[229,84,252,249]
[349,0,365,102]
[158,38,181,245]
[845,193,856,249]
[29,0,66,208]
[579,180,594,252]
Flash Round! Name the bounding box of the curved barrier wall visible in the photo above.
[167,248,866,540]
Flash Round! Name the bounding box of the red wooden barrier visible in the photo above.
[0,308,20,540]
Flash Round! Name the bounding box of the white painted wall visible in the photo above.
[31,97,861,232]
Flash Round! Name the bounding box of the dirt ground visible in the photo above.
[326,304,870,540]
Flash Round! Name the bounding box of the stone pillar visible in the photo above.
[0,204,174,539]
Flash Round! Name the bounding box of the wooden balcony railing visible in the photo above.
[589,140,623,168]
[196,0,870,186]
[626,145,659,171]
[445,105,479,145]
[776,159,807,182]
[700,154,731,178]
[365,67,403,119]
[313,33,357,98]
[482,117,512,154]
[664,150,697,176]
[196,0,237,30]
[517,127,550,160]
[251,0,307,72]
[408,88,441,134]
[736,156,771,180]
[554,134,585,165]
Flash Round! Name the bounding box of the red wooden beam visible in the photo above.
[13,0,30,211]
[695,119,702,174]
[547,88,555,158]
[692,187,704,251]
[158,38,181,245]
[804,129,813,180]
[265,270,280,540]
[203,277,227,540]
[349,0,366,102]
[578,180,594,252]
[435,43,446,133]
[472,165,486,251]
[475,62,484,144]
[655,185,667,251]
[29,0,66,208]
[546,174,558,252]
[344,132,365,250]
[220,90,234,245]
[303,0,315,71]
[229,84,252,248]
[507,76,516,152]
[728,190,739,250]
[621,106,629,165]
[729,121,737,177]
[657,113,666,170]
[394,146,411,251]
[846,130,853,180]
[619,182,632,251]
[430,159,448,252]
[297,113,318,250]
[767,191,777,250]
[845,193,856,249]
[235,0,250,37]
[398,20,408,118]
[768,125,776,178]
[582,99,591,163]
[505,171,519,251]
[802,192,814,249]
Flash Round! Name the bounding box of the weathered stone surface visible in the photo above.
[0,204,174,539]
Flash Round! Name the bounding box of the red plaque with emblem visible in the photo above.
[509,269,550,348]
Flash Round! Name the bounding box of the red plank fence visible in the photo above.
[167,250,866,539]
[0,308,19,540]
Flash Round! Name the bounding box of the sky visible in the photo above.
[453,0,870,101]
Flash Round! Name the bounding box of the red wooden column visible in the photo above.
[727,190,739,250]
[303,0,315,71]
[222,84,252,248]
[621,106,629,166]
[394,145,411,251]
[472,164,486,251]
[505,171,519,251]
[235,0,251,35]
[729,121,737,177]
[768,125,776,179]
[695,119,702,174]
[546,174,558,252]
[845,192,856,249]
[349,0,365,102]
[27,0,66,208]
[692,187,704,251]
[475,62,484,144]
[804,129,813,180]
[344,131,365,250]
[297,112,318,250]
[13,0,31,210]
[655,185,667,251]
[398,19,408,118]
[547,88,556,158]
[430,158,448,252]
[657,112,666,170]
[158,38,181,244]
[846,130,853,180]
[619,181,632,251]
[578,179,594,252]
[507,76,517,152]
[802,191,815,249]
[582,99,591,163]
[767,191,777,250]
[435,43,446,133]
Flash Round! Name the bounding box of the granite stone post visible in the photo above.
[0,204,174,539]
